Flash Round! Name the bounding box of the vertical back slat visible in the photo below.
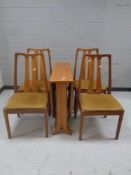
[40,51,46,80]
[46,49,52,75]
[73,48,79,80]
[78,54,86,93]
[35,50,38,80]
[24,55,30,91]
[88,55,95,94]
[27,48,38,80]
[108,54,112,94]
[96,56,102,93]
[40,54,48,92]
[31,55,38,92]
[87,49,91,80]
[80,50,86,80]
[14,53,18,92]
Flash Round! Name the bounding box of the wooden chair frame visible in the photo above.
[26,48,53,115]
[78,54,124,140]
[3,53,49,138]
[73,48,104,118]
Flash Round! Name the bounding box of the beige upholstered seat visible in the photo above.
[4,92,48,110]
[79,93,124,112]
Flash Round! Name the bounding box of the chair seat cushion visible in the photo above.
[4,92,48,110]
[79,93,124,112]
[74,80,106,91]
[18,80,50,92]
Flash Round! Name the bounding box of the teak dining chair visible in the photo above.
[73,48,106,118]
[3,53,49,138]
[78,54,124,140]
[18,48,52,115]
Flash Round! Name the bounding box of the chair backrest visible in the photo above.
[78,54,112,94]
[14,53,48,93]
[27,48,52,80]
[74,48,99,80]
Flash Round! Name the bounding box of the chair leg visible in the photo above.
[74,102,78,118]
[3,110,12,139]
[79,113,84,140]
[48,93,52,117]
[115,113,124,140]
[74,89,77,113]
[69,83,73,118]
[45,111,48,138]
[74,90,78,118]
[50,85,53,115]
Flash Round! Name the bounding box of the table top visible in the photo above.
[50,62,73,83]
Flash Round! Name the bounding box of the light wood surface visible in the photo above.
[73,48,100,117]
[50,62,73,135]
[50,62,73,83]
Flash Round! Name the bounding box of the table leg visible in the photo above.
[52,83,71,135]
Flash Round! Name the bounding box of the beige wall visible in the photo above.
[0,0,131,87]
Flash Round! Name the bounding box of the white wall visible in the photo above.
[0,69,3,88]
[0,0,131,87]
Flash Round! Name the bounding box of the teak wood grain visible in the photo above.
[50,62,73,135]
[50,62,73,83]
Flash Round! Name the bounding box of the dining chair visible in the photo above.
[78,54,124,140]
[18,48,52,115]
[3,53,49,138]
[73,48,106,118]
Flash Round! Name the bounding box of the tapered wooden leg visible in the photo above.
[48,84,53,116]
[74,90,78,118]
[49,87,53,116]
[48,93,51,117]
[45,111,48,137]
[69,83,73,118]
[115,113,124,139]
[74,100,78,118]
[79,113,84,140]
[74,89,77,113]
[3,110,11,139]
